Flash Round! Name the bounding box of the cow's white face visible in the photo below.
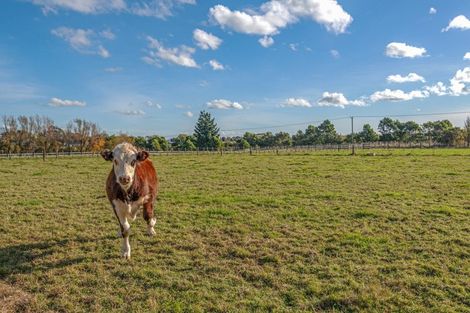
[101,143,149,190]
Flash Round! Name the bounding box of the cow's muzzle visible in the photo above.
[119,176,131,185]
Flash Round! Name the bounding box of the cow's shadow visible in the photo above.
[0,235,114,279]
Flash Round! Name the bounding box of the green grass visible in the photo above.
[0,149,469,312]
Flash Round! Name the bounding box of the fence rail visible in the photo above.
[0,141,469,159]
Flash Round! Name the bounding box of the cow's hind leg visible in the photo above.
[143,202,156,236]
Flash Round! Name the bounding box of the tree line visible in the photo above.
[1,112,470,157]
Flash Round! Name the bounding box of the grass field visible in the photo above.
[0,149,469,312]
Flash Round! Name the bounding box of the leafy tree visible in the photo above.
[292,130,305,145]
[422,120,453,144]
[258,132,275,147]
[105,134,135,149]
[214,136,223,150]
[17,115,32,154]
[441,127,464,146]
[1,115,17,155]
[134,136,148,149]
[318,120,340,144]
[243,132,258,147]
[239,138,250,149]
[464,116,470,146]
[358,124,379,142]
[33,115,55,161]
[274,132,292,146]
[90,136,106,154]
[399,121,421,142]
[171,134,196,151]
[147,136,170,151]
[304,125,319,144]
[194,111,220,149]
[378,118,398,142]
[159,137,170,151]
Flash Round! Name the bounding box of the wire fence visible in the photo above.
[1,141,469,159]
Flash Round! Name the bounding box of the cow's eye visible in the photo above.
[131,160,136,167]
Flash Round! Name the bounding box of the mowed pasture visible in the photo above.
[0,149,469,313]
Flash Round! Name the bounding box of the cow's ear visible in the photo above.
[101,149,113,161]
[137,150,149,161]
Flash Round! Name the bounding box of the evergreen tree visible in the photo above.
[194,111,220,149]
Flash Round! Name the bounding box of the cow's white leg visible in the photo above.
[121,236,131,259]
[143,202,156,236]
[113,200,132,259]
[147,217,156,236]
[130,205,140,222]
[120,218,131,258]
[130,195,149,222]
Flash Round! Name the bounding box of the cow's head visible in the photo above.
[101,143,149,190]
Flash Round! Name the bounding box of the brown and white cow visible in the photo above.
[101,142,158,259]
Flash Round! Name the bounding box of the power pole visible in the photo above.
[351,116,355,155]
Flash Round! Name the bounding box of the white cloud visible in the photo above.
[209,59,225,71]
[51,27,113,58]
[283,93,366,109]
[330,49,340,58]
[289,43,298,51]
[317,92,366,108]
[115,109,146,116]
[370,89,429,102]
[130,0,196,19]
[193,29,222,50]
[185,111,194,117]
[104,67,123,73]
[283,98,312,108]
[145,100,162,109]
[144,36,198,68]
[387,73,426,83]
[30,0,126,14]
[442,15,470,32]
[51,27,92,49]
[317,67,470,106]
[207,99,243,110]
[286,0,353,34]
[209,3,290,36]
[49,97,86,107]
[429,7,436,15]
[99,29,116,40]
[30,0,195,19]
[210,0,352,45]
[385,42,426,58]
[424,82,448,96]
[259,36,274,47]
[464,52,470,60]
[449,67,470,95]
[318,92,348,107]
[97,45,110,58]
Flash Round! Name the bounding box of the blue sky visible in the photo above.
[1,0,469,136]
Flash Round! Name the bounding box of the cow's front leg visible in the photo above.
[143,202,156,236]
[113,200,132,259]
